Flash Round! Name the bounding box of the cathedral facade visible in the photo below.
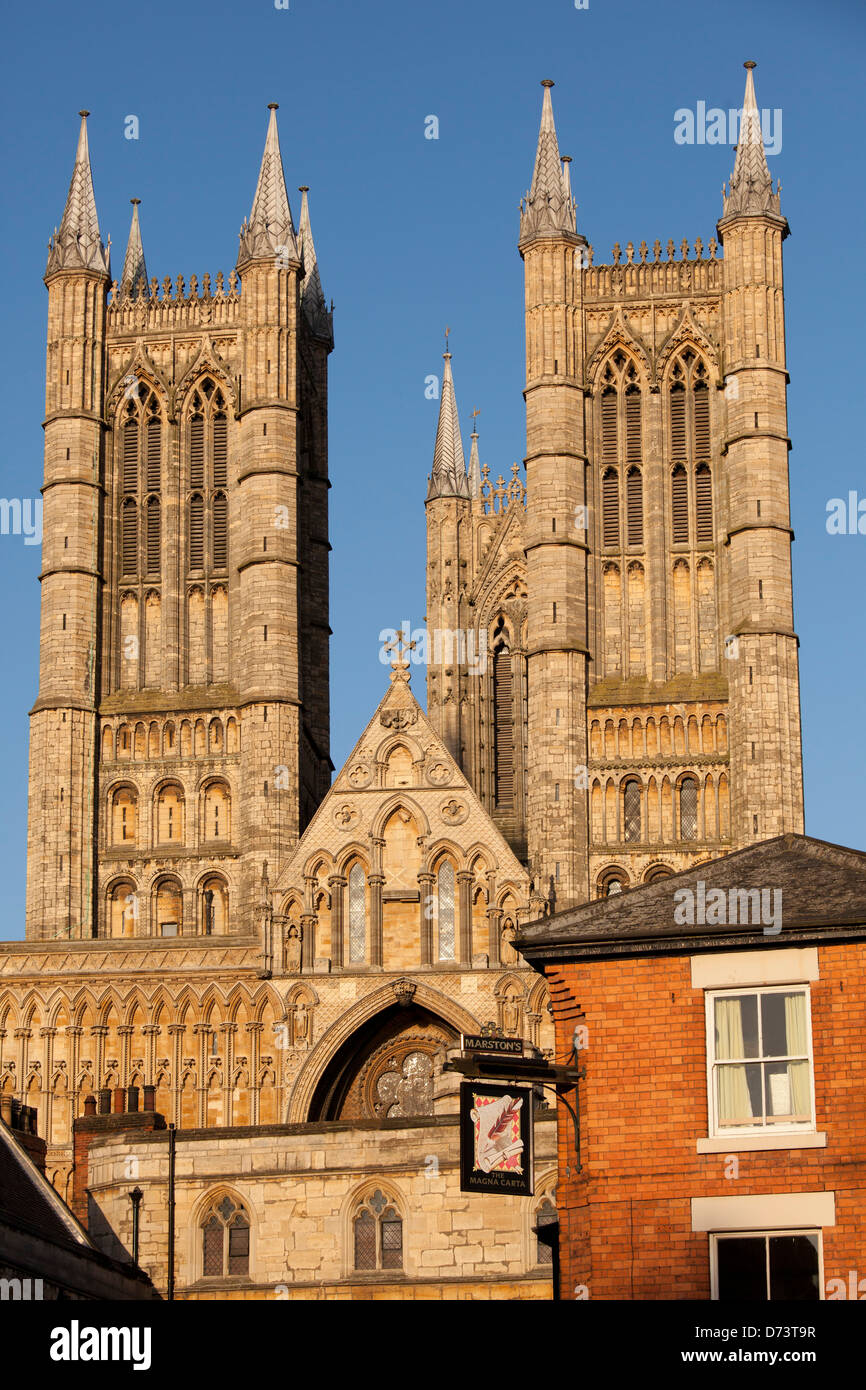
[0,64,803,1298]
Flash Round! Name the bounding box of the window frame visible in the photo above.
[705,984,816,1139]
[709,1228,824,1302]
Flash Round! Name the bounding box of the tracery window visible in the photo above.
[598,354,643,551]
[679,776,699,841]
[492,619,515,809]
[201,1195,250,1278]
[353,1190,403,1273]
[668,351,713,547]
[535,1195,558,1266]
[623,779,642,844]
[435,861,456,962]
[118,385,163,580]
[186,379,229,576]
[348,863,366,963]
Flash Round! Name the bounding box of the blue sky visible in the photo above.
[0,0,863,938]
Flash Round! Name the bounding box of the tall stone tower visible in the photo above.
[425,66,804,910]
[26,106,333,942]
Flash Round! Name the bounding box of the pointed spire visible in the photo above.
[467,417,482,499]
[520,81,577,245]
[297,186,333,346]
[722,62,783,222]
[46,111,109,278]
[120,199,148,300]
[237,104,298,269]
[427,351,469,500]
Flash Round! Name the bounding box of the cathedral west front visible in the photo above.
[0,62,804,1298]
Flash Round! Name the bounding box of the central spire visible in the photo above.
[427,351,469,500]
[519,81,577,245]
[46,111,109,278]
[237,104,298,269]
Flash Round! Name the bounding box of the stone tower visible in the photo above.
[26,105,333,942]
[426,66,804,909]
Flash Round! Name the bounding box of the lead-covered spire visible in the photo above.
[120,199,148,299]
[427,352,469,500]
[237,104,298,269]
[297,186,333,346]
[722,62,782,221]
[45,111,109,278]
[519,81,576,245]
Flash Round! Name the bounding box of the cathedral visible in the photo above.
[0,63,804,1298]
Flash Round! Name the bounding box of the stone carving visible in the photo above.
[427,761,450,786]
[285,925,302,973]
[347,762,372,789]
[333,803,358,829]
[392,978,416,1008]
[380,708,417,731]
[440,798,468,826]
[293,1001,310,1048]
[500,919,518,965]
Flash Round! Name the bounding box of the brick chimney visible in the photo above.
[71,1086,166,1228]
[0,1094,47,1173]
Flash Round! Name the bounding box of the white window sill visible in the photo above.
[697,1132,826,1153]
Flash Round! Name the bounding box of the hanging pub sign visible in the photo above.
[459,1081,534,1196]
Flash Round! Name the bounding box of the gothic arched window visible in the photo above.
[602,468,620,549]
[671,465,689,545]
[695,464,713,544]
[186,380,230,576]
[679,776,699,841]
[535,1195,558,1266]
[626,466,643,547]
[348,863,366,963]
[492,633,515,809]
[623,779,642,844]
[201,1194,250,1278]
[353,1190,403,1273]
[435,861,456,962]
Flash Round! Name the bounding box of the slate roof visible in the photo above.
[517,834,866,963]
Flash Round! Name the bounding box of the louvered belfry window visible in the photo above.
[694,382,710,459]
[123,419,138,492]
[695,464,713,543]
[146,415,161,491]
[602,469,620,548]
[121,499,138,576]
[669,354,713,548]
[626,467,643,547]
[187,382,230,576]
[189,494,205,570]
[601,389,618,464]
[625,388,641,464]
[146,497,161,574]
[493,643,515,809]
[670,382,687,461]
[672,465,689,545]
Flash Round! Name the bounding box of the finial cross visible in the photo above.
[384,628,417,674]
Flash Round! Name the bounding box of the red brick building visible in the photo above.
[517,835,866,1301]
